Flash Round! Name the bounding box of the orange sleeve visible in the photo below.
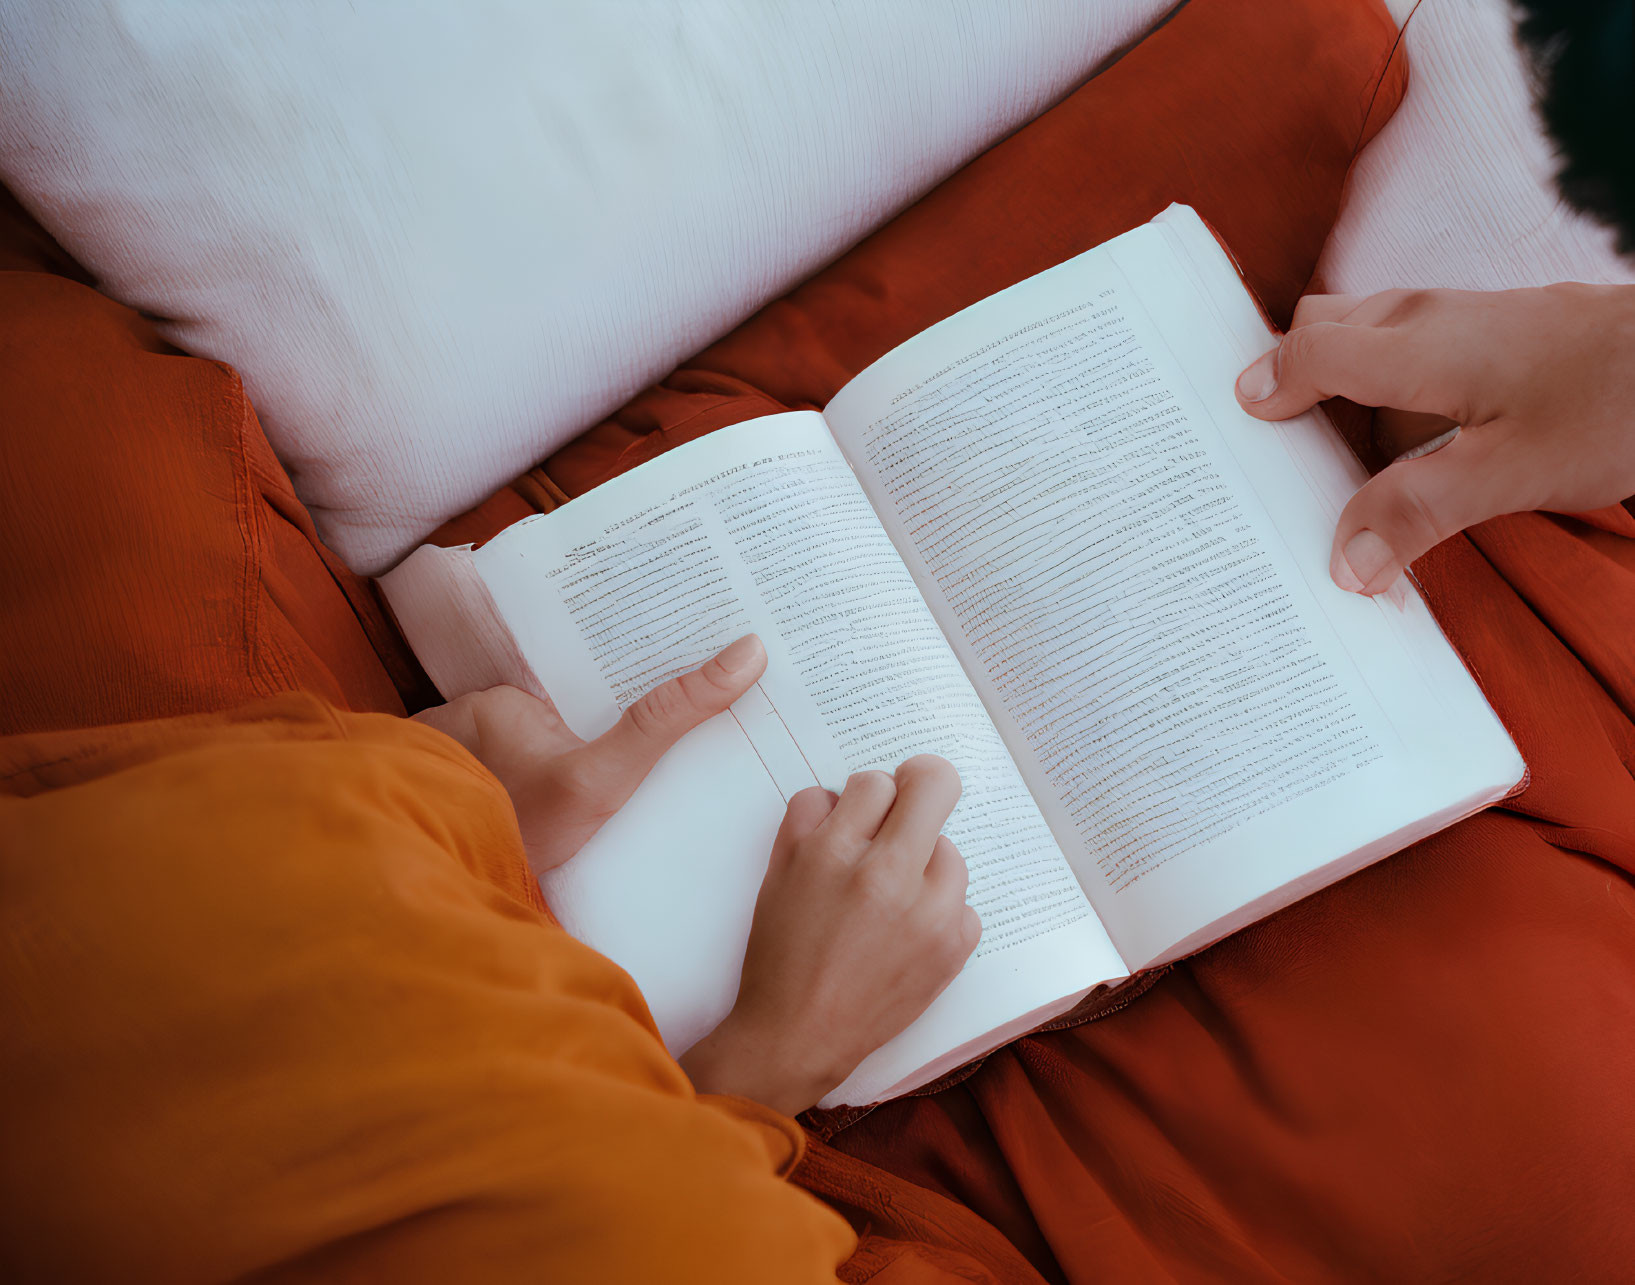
[0,694,853,1282]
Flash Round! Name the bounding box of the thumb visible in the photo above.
[581,632,768,790]
[1329,430,1515,594]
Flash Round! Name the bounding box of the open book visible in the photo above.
[381,205,1524,1108]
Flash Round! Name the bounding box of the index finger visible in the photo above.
[1288,292,1365,328]
[1235,309,1477,425]
[587,633,767,786]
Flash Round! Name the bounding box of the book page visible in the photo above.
[454,411,1126,1106]
[824,207,1523,971]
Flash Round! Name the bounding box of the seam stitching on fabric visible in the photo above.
[1349,0,1419,161]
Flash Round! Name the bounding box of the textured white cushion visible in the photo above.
[1318,0,1635,295]
[0,1,1173,572]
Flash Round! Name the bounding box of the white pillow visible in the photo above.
[0,1,1173,572]
[1318,0,1635,295]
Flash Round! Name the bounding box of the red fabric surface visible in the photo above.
[433,0,1635,1278]
[0,194,423,734]
[4,0,1633,1276]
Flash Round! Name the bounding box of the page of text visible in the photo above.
[470,412,1126,1103]
[826,211,1520,969]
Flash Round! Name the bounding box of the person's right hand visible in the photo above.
[1234,284,1635,595]
[679,757,980,1117]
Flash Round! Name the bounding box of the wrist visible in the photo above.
[679,1010,841,1117]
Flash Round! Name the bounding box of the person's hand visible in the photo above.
[1234,284,1635,595]
[680,758,980,1116]
[412,634,767,873]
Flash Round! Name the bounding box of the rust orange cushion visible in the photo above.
[0,262,417,735]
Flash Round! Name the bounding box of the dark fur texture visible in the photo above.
[1513,0,1635,253]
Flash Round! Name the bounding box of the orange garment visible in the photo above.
[0,696,854,1281]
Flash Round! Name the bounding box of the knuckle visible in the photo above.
[1382,473,1453,545]
[780,796,831,843]
[793,833,837,868]
[846,769,897,801]
[932,908,976,968]
[1603,289,1635,347]
[625,681,687,739]
[960,906,983,951]
[800,827,861,871]
[1288,293,1326,328]
[470,683,537,723]
[1278,323,1327,374]
[856,859,910,907]
[673,662,728,708]
[1375,287,1433,326]
[897,753,959,792]
[1541,281,1593,306]
[693,651,742,697]
[789,785,835,815]
[549,756,608,805]
[927,886,960,918]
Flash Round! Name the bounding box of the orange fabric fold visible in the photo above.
[0,695,854,1282]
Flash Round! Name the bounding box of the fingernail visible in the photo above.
[718,634,763,673]
[1337,530,1395,594]
[1237,351,1277,403]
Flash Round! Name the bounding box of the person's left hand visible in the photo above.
[1233,284,1635,595]
[412,634,767,874]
